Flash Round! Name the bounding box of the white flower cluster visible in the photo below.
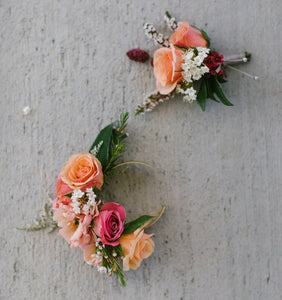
[164,13,178,31]
[143,23,169,47]
[178,47,210,103]
[182,47,210,82]
[71,188,97,214]
[71,190,85,214]
[177,86,197,103]
[83,188,97,212]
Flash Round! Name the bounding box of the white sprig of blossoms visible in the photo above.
[71,190,85,214]
[177,47,210,103]
[83,188,97,212]
[164,13,178,31]
[71,188,97,214]
[143,23,169,47]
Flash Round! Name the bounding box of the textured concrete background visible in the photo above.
[1,0,282,299]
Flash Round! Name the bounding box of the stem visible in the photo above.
[112,161,158,173]
[225,65,259,80]
[143,206,166,230]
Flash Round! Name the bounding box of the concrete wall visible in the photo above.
[1,0,281,299]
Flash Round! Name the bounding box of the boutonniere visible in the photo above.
[127,12,258,114]
[18,112,165,286]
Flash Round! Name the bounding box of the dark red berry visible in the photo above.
[126,48,150,63]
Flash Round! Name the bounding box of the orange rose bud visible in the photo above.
[169,22,208,48]
[153,45,183,95]
[60,153,103,190]
[120,228,155,271]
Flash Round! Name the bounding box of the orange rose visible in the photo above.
[169,21,208,48]
[120,228,155,271]
[60,153,103,190]
[154,45,183,95]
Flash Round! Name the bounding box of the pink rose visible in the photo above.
[94,202,126,246]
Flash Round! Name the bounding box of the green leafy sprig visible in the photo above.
[17,202,58,232]
[89,112,129,182]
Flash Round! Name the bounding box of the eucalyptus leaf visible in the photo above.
[213,76,233,106]
[89,123,114,170]
[123,215,154,234]
[196,80,207,111]
[206,79,219,102]
[174,44,188,52]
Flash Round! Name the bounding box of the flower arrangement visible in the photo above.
[19,112,164,286]
[127,12,257,114]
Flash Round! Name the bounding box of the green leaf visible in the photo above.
[200,29,211,48]
[89,123,114,170]
[217,76,227,83]
[196,80,207,111]
[174,44,189,52]
[205,79,219,102]
[165,11,171,18]
[213,76,233,106]
[64,192,72,198]
[123,215,154,234]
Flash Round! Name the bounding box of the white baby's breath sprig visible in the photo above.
[82,188,97,212]
[71,190,85,214]
[164,11,178,31]
[143,23,169,47]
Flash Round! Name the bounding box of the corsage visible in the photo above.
[19,112,165,286]
[127,12,257,114]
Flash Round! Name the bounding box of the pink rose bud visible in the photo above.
[94,202,126,246]
[127,48,150,63]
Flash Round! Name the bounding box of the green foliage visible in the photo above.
[17,203,58,233]
[89,124,114,171]
[212,76,233,106]
[196,80,207,111]
[123,215,154,234]
[195,75,233,110]
[88,112,129,181]
[101,244,126,286]
[104,112,129,177]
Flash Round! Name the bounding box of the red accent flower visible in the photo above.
[127,48,150,63]
[204,51,225,78]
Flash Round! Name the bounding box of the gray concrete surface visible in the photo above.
[1,0,282,299]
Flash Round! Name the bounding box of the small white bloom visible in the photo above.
[194,56,203,66]
[97,266,107,274]
[22,106,31,115]
[72,190,84,199]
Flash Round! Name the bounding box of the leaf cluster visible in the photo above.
[195,75,233,111]
[89,112,129,182]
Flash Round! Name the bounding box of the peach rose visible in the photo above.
[120,228,155,271]
[60,153,103,190]
[169,21,208,48]
[154,45,184,95]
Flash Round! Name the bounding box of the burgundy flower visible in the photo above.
[204,51,225,78]
[127,48,150,63]
[94,202,126,246]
